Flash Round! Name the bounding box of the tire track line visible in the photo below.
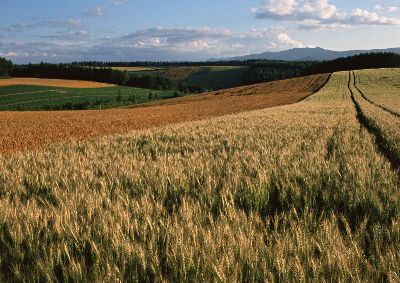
[348,71,400,172]
[352,71,400,118]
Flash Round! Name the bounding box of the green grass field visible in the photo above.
[0,85,178,111]
[127,66,249,90]
[182,66,248,90]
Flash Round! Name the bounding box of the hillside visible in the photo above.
[224,47,400,61]
[0,78,177,111]
[0,74,329,152]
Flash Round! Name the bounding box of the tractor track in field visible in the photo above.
[348,71,400,172]
[352,71,400,118]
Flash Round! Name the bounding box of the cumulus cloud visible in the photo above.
[1,26,305,63]
[252,0,400,29]
[374,5,399,13]
[349,9,400,25]
[277,32,303,47]
[253,0,340,21]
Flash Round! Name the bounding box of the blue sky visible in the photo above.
[1,0,400,63]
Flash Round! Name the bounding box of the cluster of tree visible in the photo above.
[0,57,13,76]
[243,61,317,84]
[306,52,400,74]
[243,53,400,84]
[11,63,176,90]
[72,60,263,67]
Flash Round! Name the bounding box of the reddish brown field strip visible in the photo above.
[0,78,115,88]
[0,74,330,153]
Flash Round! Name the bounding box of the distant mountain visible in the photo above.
[219,47,400,62]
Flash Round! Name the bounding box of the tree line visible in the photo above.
[72,60,263,67]
[243,52,400,84]
[3,52,400,91]
[11,63,176,90]
[306,52,400,74]
[243,61,317,84]
[0,57,13,76]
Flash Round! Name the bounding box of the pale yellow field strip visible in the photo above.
[0,78,115,88]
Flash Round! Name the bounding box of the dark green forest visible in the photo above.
[0,57,13,77]
[72,60,261,67]
[3,52,400,92]
[11,63,176,90]
[307,52,400,74]
[243,61,317,84]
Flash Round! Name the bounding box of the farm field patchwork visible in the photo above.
[0,77,115,88]
[0,74,329,153]
[162,66,199,80]
[0,70,400,281]
[0,84,177,111]
[129,66,249,90]
[110,66,165,72]
[141,73,329,108]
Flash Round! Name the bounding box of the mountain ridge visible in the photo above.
[214,47,400,61]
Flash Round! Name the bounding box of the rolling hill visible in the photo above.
[222,47,400,61]
[0,73,329,153]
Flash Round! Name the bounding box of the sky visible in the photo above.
[1,0,400,63]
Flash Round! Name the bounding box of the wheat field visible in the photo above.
[0,78,115,88]
[0,74,328,153]
[0,71,399,281]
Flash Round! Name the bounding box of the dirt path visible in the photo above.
[0,74,330,153]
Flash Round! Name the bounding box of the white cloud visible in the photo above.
[349,9,400,25]
[253,0,400,30]
[1,26,306,62]
[374,5,399,13]
[253,0,340,21]
[277,32,303,47]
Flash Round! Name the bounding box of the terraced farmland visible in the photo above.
[1,70,400,281]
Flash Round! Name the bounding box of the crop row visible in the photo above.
[355,68,400,115]
[350,70,400,169]
[0,71,399,281]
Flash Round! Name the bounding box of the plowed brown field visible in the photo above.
[0,74,330,153]
[0,78,115,88]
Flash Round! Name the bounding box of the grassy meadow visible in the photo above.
[129,66,249,90]
[182,66,248,90]
[0,70,400,281]
[0,85,178,111]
